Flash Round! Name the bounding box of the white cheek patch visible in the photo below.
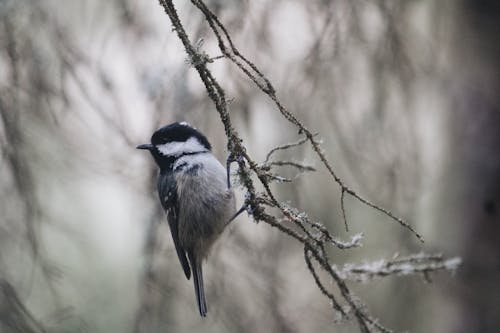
[156,137,206,156]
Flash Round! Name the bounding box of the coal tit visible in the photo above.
[137,122,235,317]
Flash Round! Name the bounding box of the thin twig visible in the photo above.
[267,161,316,172]
[341,188,349,232]
[265,135,313,163]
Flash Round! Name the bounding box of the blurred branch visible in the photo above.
[133,207,168,333]
[156,0,461,331]
[0,20,40,261]
[0,4,99,330]
[335,253,462,282]
[0,279,47,333]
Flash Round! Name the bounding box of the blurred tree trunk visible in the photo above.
[451,1,500,332]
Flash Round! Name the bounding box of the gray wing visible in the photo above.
[158,171,191,280]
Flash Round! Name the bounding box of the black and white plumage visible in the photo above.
[137,122,235,317]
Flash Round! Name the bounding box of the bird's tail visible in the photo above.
[188,251,207,317]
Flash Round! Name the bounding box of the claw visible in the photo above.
[226,153,235,189]
[226,200,249,226]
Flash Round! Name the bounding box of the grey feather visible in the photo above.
[188,250,207,317]
[158,171,191,279]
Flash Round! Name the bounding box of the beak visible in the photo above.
[136,143,154,150]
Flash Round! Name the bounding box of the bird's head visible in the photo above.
[137,122,211,169]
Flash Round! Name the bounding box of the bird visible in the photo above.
[137,121,235,317]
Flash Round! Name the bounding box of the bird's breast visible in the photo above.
[174,155,234,251]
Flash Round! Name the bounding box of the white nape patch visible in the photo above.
[156,137,206,157]
[179,121,192,127]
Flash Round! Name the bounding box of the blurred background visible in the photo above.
[0,0,498,332]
